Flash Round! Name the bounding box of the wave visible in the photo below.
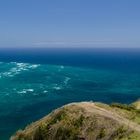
[64,77,71,85]
[0,62,40,78]
[53,85,62,90]
[43,90,48,93]
[18,89,34,95]
[58,65,65,72]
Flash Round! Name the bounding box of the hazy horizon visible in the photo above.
[0,0,140,48]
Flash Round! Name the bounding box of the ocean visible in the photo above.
[0,47,140,139]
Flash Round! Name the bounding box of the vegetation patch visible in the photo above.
[11,102,140,140]
[97,128,106,139]
[110,103,136,111]
[55,127,79,140]
[49,109,67,125]
[73,115,85,128]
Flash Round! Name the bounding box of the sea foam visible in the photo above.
[0,62,40,78]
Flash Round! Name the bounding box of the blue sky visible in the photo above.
[0,0,140,48]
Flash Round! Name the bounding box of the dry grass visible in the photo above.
[11,101,140,140]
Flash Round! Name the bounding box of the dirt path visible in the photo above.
[75,102,140,133]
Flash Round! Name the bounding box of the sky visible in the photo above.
[0,0,140,48]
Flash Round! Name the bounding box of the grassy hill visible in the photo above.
[11,100,140,140]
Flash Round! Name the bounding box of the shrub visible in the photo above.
[55,127,78,140]
[73,115,85,127]
[116,126,127,139]
[111,103,135,111]
[49,109,67,125]
[97,128,106,139]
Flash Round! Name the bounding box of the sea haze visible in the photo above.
[0,47,140,139]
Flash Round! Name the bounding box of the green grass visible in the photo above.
[110,103,136,111]
[97,128,106,139]
[49,109,67,125]
[55,127,79,140]
[73,115,85,127]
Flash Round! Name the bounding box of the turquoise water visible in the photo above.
[0,61,140,139]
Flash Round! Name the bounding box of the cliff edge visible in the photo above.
[11,101,140,140]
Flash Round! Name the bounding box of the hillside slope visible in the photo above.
[11,101,140,140]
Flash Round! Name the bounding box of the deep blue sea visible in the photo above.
[0,47,140,139]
